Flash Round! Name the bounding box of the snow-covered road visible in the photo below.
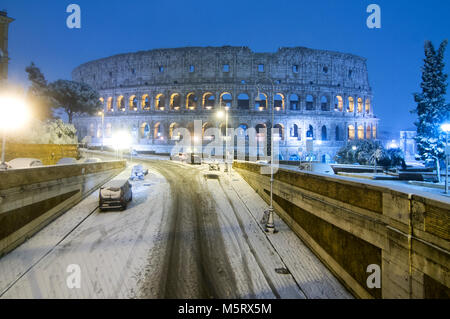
[0,158,352,299]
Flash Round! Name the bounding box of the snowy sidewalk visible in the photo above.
[222,168,353,299]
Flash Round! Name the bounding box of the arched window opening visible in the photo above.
[289,94,299,110]
[320,96,329,111]
[202,122,214,140]
[237,93,249,109]
[255,123,266,137]
[348,125,355,140]
[186,93,197,110]
[107,97,113,112]
[348,97,354,113]
[203,93,215,110]
[141,95,150,110]
[129,95,137,111]
[255,93,267,111]
[335,126,341,141]
[236,123,248,137]
[117,96,125,111]
[366,125,372,139]
[170,93,181,110]
[273,124,284,140]
[335,96,343,111]
[373,126,377,139]
[306,125,314,139]
[220,93,232,108]
[321,125,327,141]
[154,122,162,139]
[274,93,284,111]
[306,95,314,110]
[365,99,371,113]
[155,94,165,110]
[357,98,363,113]
[169,123,180,140]
[357,125,364,140]
[290,124,299,139]
[140,123,150,139]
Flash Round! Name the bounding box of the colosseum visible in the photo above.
[72,46,379,162]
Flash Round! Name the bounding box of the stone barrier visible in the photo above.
[233,161,450,299]
[0,160,126,257]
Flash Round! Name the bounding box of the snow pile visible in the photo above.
[9,119,78,144]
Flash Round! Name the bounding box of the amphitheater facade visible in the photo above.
[72,46,379,161]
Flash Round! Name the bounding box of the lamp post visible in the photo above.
[255,77,277,233]
[0,95,30,169]
[217,108,229,173]
[442,123,450,194]
[98,111,104,152]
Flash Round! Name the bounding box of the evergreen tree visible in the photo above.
[48,80,101,123]
[413,40,450,164]
[25,62,54,120]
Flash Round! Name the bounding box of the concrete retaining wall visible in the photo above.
[4,143,79,165]
[0,160,126,257]
[233,161,450,299]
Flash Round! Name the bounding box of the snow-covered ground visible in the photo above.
[0,158,351,299]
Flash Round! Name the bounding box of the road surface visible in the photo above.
[0,157,352,299]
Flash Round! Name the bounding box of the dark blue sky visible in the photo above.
[3,0,450,134]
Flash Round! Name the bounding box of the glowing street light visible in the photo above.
[112,131,131,160]
[441,123,450,194]
[0,95,30,168]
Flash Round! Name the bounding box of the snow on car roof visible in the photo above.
[102,179,129,189]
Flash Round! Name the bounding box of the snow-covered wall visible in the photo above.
[233,161,450,299]
[0,160,126,256]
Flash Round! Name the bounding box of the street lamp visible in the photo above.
[112,131,131,160]
[0,95,30,169]
[441,123,450,194]
[216,108,229,173]
[255,77,277,233]
[98,111,104,152]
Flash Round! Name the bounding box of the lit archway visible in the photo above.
[170,93,181,110]
[274,93,285,111]
[357,98,363,113]
[357,125,364,140]
[255,93,267,111]
[348,125,355,140]
[348,97,355,113]
[141,94,150,110]
[155,94,165,110]
[186,92,197,110]
[335,96,343,111]
[203,92,215,110]
[220,92,232,108]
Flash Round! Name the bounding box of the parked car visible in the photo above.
[189,154,202,165]
[130,149,138,157]
[170,152,187,162]
[57,157,78,165]
[99,179,133,211]
[84,157,102,163]
[208,162,220,171]
[8,158,44,169]
[130,164,148,181]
